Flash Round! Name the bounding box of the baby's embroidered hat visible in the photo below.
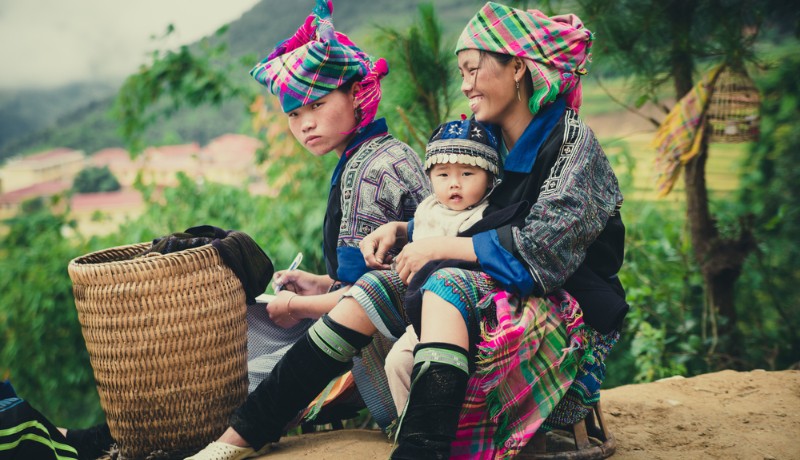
[425,116,500,175]
[250,0,388,131]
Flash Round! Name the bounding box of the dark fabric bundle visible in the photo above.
[143,225,274,304]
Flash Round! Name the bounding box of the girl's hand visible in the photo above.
[360,222,407,269]
[272,270,330,296]
[394,238,443,285]
[266,290,302,329]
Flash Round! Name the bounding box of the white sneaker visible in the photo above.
[185,441,269,460]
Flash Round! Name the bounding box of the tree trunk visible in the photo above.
[684,127,756,367]
[669,0,755,366]
[669,0,695,99]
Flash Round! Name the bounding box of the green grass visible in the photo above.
[599,130,750,204]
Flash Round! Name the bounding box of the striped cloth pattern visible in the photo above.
[250,0,389,130]
[348,270,410,339]
[451,290,580,459]
[351,334,399,430]
[652,65,724,196]
[349,267,616,457]
[1,381,78,460]
[251,30,368,113]
[420,268,496,326]
[456,2,593,113]
[541,328,619,431]
[250,0,367,112]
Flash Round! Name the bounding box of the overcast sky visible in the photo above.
[0,0,261,89]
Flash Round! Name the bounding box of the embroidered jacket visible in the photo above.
[474,98,626,299]
[323,118,430,283]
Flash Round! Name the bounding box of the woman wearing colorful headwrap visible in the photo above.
[362,3,627,458]
[187,1,429,459]
[191,2,626,460]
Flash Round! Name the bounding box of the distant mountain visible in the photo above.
[0,0,478,162]
[0,81,119,158]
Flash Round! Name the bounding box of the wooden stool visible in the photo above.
[518,401,616,459]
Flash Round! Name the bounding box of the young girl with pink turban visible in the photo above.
[187,1,430,458]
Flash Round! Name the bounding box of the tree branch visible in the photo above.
[594,76,662,128]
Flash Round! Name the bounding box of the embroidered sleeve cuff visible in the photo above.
[473,230,538,296]
[336,246,369,284]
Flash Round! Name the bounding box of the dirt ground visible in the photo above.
[252,370,800,459]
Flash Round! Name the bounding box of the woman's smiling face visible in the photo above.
[457,49,518,125]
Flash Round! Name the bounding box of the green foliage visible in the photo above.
[629,319,687,383]
[578,0,766,100]
[113,164,332,277]
[72,166,121,193]
[373,3,457,152]
[113,25,253,156]
[572,0,800,379]
[0,202,103,427]
[603,199,708,387]
[4,2,799,428]
[733,50,800,369]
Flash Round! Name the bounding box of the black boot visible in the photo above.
[391,343,470,460]
[64,423,114,460]
[230,315,371,450]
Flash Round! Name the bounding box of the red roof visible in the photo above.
[202,134,262,164]
[8,148,84,167]
[145,143,201,159]
[90,148,132,166]
[71,189,143,211]
[0,180,71,205]
[206,133,261,152]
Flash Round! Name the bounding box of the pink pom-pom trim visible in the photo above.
[353,57,389,131]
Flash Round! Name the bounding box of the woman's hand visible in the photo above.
[394,236,478,285]
[272,269,330,296]
[394,237,444,285]
[266,290,303,329]
[360,221,408,269]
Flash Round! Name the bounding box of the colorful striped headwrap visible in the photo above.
[456,2,593,114]
[250,0,389,131]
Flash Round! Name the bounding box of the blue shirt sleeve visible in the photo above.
[473,230,538,296]
[407,219,415,242]
[336,246,369,284]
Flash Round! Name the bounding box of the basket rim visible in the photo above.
[68,241,218,268]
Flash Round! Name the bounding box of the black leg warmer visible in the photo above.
[64,422,114,460]
[229,315,372,450]
[391,342,470,460]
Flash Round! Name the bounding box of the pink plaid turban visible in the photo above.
[456,2,593,114]
[250,0,389,131]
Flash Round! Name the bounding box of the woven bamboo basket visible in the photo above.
[68,242,248,460]
[707,66,761,143]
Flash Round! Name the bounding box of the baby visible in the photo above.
[385,115,501,413]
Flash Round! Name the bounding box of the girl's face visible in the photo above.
[457,49,518,125]
[286,86,359,157]
[429,163,490,211]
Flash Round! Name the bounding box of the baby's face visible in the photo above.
[429,163,491,211]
